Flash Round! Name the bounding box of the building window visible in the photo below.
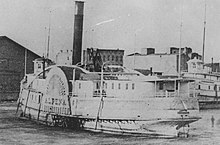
[118,83,121,89]
[112,55,114,61]
[208,86,210,90]
[107,55,110,61]
[132,83,135,90]
[0,59,8,69]
[79,83,81,89]
[204,75,206,79]
[116,56,118,62]
[198,85,201,89]
[120,56,123,61]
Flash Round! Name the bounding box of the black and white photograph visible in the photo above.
[0,0,220,144]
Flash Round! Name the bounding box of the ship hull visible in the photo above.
[198,94,220,110]
[18,88,200,137]
[199,101,220,110]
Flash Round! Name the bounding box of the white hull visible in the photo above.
[18,88,200,137]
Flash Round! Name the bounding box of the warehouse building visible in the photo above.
[0,36,40,100]
[124,47,201,76]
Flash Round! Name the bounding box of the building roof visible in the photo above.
[127,53,142,56]
[33,57,55,65]
[0,36,40,57]
[187,58,203,64]
[88,47,124,52]
[126,52,176,56]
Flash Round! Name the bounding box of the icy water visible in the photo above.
[0,102,220,145]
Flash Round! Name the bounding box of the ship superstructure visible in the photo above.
[183,58,220,109]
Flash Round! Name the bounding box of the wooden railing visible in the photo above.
[154,91,195,98]
[68,90,196,99]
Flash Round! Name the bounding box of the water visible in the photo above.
[1,102,220,145]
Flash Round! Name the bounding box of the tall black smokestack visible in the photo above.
[72,1,84,65]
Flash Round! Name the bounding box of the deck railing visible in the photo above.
[68,90,196,98]
[154,91,193,98]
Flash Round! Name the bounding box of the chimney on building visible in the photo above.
[141,48,155,55]
[72,1,84,65]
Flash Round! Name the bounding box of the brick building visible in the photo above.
[0,36,40,100]
[83,48,124,71]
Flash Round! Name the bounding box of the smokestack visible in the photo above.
[72,1,84,65]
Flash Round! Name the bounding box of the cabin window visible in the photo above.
[192,62,196,68]
[105,82,107,89]
[116,56,118,62]
[126,83,128,90]
[96,82,99,89]
[112,83,114,89]
[159,82,163,90]
[38,94,41,103]
[214,85,217,91]
[38,63,41,69]
[118,83,121,89]
[79,83,81,89]
[132,83,135,90]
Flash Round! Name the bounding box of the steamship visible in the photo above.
[17,62,201,137]
[183,58,220,109]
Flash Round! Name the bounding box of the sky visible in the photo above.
[0,0,220,62]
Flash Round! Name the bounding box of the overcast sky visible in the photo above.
[0,0,220,62]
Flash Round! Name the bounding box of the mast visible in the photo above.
[202,0,207,64]
[46,10,51,59]
[178,0,184,96]
[179,0,183,77]
[24,48,27,75]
